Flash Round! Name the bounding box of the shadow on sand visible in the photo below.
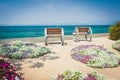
[7,51,59,70]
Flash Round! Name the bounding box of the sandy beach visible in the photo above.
[1,34,120,80]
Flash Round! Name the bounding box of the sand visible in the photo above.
[1,34,120,80]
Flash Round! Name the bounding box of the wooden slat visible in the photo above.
[78,28,89,32]
[47,36,62,38]
[47,28,62,34]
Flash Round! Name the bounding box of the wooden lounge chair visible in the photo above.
[45,28,64,46]
[72,27,92,42]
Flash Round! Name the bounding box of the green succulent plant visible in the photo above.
[0,40,50,59]
[71,45,120,68]
[112,40,120,51]
[52,70,105,80]
[109,21,120,40]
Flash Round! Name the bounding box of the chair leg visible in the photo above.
[85,34,87,41]
[74,35,77,42]
[75,35,77,42]
[45,37,48,46]
[61,37,64,46]
[89,36,92,42]
[72,35,76,41]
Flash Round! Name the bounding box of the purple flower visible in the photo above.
[0,56,23,80]
[84,74,96,80]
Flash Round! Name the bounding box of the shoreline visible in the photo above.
[0,33,109,43]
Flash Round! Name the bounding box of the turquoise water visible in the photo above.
[0,25,110,39]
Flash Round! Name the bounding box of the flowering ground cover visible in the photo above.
[0,40,50,59]
[0,56,23,80]
[51,70,105,80]
[112,40,120,52]
[71,45,120,68]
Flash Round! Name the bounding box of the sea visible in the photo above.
[0,25,111,39]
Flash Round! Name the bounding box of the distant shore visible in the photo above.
[0,33,109,43]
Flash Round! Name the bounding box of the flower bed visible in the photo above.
[51,70,105,80]
[0,56,23,80]
[71,45,120,68]
[0,40,50,59]
[112,40,120,51]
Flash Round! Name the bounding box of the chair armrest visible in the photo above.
[89,27,92,34]
[45,28,47,38]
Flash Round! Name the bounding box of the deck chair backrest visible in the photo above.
[46,28,62,34]
[78,27,89,32]
[75,27,92,34]
[45,28,64,46]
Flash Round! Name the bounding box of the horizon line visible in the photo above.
[0,24,112,26]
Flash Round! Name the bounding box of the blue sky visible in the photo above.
[0,0,120,25]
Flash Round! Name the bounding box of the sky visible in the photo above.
[0,0,120,25]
